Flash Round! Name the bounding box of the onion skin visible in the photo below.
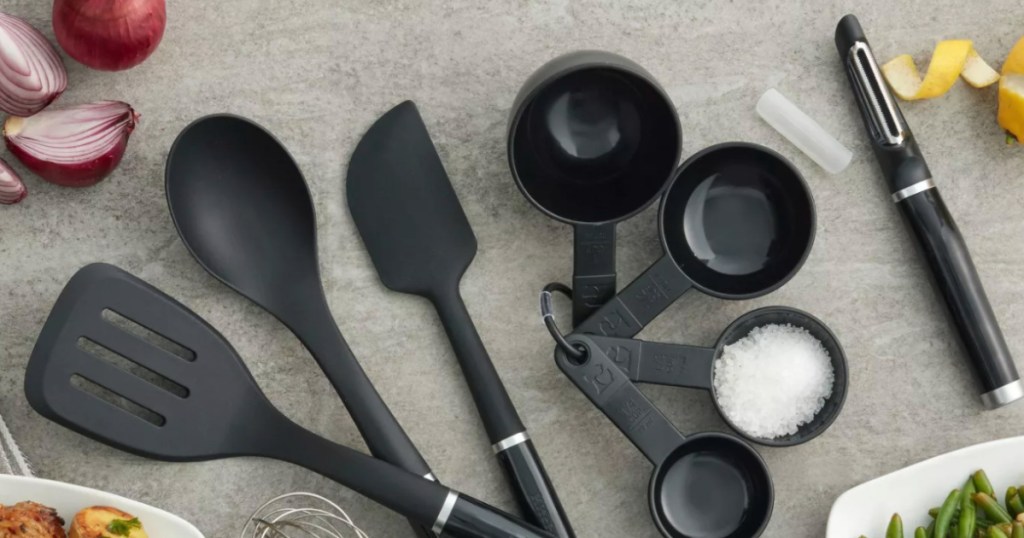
[0,157,27,204]
[52,0,166,71]
[4,101,139,187]
[0,12,68,116]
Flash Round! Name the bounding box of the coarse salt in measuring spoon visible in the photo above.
[713,323,834,439]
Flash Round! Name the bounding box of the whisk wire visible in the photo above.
[243,492,369,538]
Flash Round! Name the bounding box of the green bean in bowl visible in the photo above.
[858,470,1024,538]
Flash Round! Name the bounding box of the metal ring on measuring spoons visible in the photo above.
[540,282,587,361]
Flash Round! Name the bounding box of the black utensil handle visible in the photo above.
[556,334,686,465]
[586,335,715,389]
[434,289,574,537]
[495,439,575,538]
[434,288,525,440]
[295,296,435,475]
[443,495,555,538]
[898,187,1022,405]
[573,255,692,338]
[277,422,549,537]
[572,223,617,326]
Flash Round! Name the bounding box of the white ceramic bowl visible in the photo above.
[0,474,204,537]
[827,435,1024,537]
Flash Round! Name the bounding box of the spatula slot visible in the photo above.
[77,337,190,399]
[101,309,196,362]
[70,374,166,426]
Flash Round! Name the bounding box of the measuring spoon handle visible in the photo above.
[573,255,692,338]
[571,223,617,326]
[556,334,686,465]
[586,335,715,390]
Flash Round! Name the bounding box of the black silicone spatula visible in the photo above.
[24,263,554,538]
[347,101,574,538]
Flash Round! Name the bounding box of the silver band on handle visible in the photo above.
[892,179,936,202]
[492,431,530,454]
[424,472,436,481]
[432,491,459,534]
[980,379,1024,409]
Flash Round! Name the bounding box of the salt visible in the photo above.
[713,323,834,440]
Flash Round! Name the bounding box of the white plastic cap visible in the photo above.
[756,89,853,174]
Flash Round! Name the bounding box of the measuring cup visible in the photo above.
[585,306,848,447]
[556,333,773,538]
[508,50,682,325]
[573,142,815,338]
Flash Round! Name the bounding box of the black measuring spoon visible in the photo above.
[25,264,553,538]
[508,51,682,325]
[573,142,816,338]
[555,333,773,538]
[165,115,437,536]
[581,307,848,447]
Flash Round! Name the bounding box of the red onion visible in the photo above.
[52,0,166,71]
[4,100,138,187]
[0,12,68,116]
[0,157,27,204]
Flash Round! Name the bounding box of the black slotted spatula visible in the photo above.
[347,101,574,538]
[24,263,553,538]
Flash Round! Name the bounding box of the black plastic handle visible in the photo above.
[434,288,574,537]
[555,334,686,465]
[898,188,1021,397]
[288,293,438,538]
[495,440,574,538]
[273,420,551,538]
[445,496,555,538]
[573,255,693,337]
[572,223,617,326]
[435,288,525,439]
[586,335,715,389]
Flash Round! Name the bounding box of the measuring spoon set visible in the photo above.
[512,52,850,537]
[22,49,849,538]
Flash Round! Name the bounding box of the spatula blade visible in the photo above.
[25,263,277,461]
[346,101,477,297]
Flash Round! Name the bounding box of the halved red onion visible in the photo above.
[0,12,68,116]
[4,100,138,187]
[0,157,27,204]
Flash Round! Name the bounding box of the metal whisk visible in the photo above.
[242,492,369,538]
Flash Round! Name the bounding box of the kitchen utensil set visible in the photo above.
[23,48,852,538]
[24,264,549,538]
[511,57,847,537]
[165,114,439,537]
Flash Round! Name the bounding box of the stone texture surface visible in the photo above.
[1,1,1024,536]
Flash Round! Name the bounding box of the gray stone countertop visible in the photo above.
[1,1,1023,536]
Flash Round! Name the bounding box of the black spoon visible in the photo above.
[165,115,437,536]
[24,263,553,538]
[346,101,574,537]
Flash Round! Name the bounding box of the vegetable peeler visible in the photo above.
[835,14,1023,409]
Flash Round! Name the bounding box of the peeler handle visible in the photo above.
[898,186,1023,408]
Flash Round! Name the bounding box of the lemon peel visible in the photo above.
[998,74,1024,143]
[881,40,999,100]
